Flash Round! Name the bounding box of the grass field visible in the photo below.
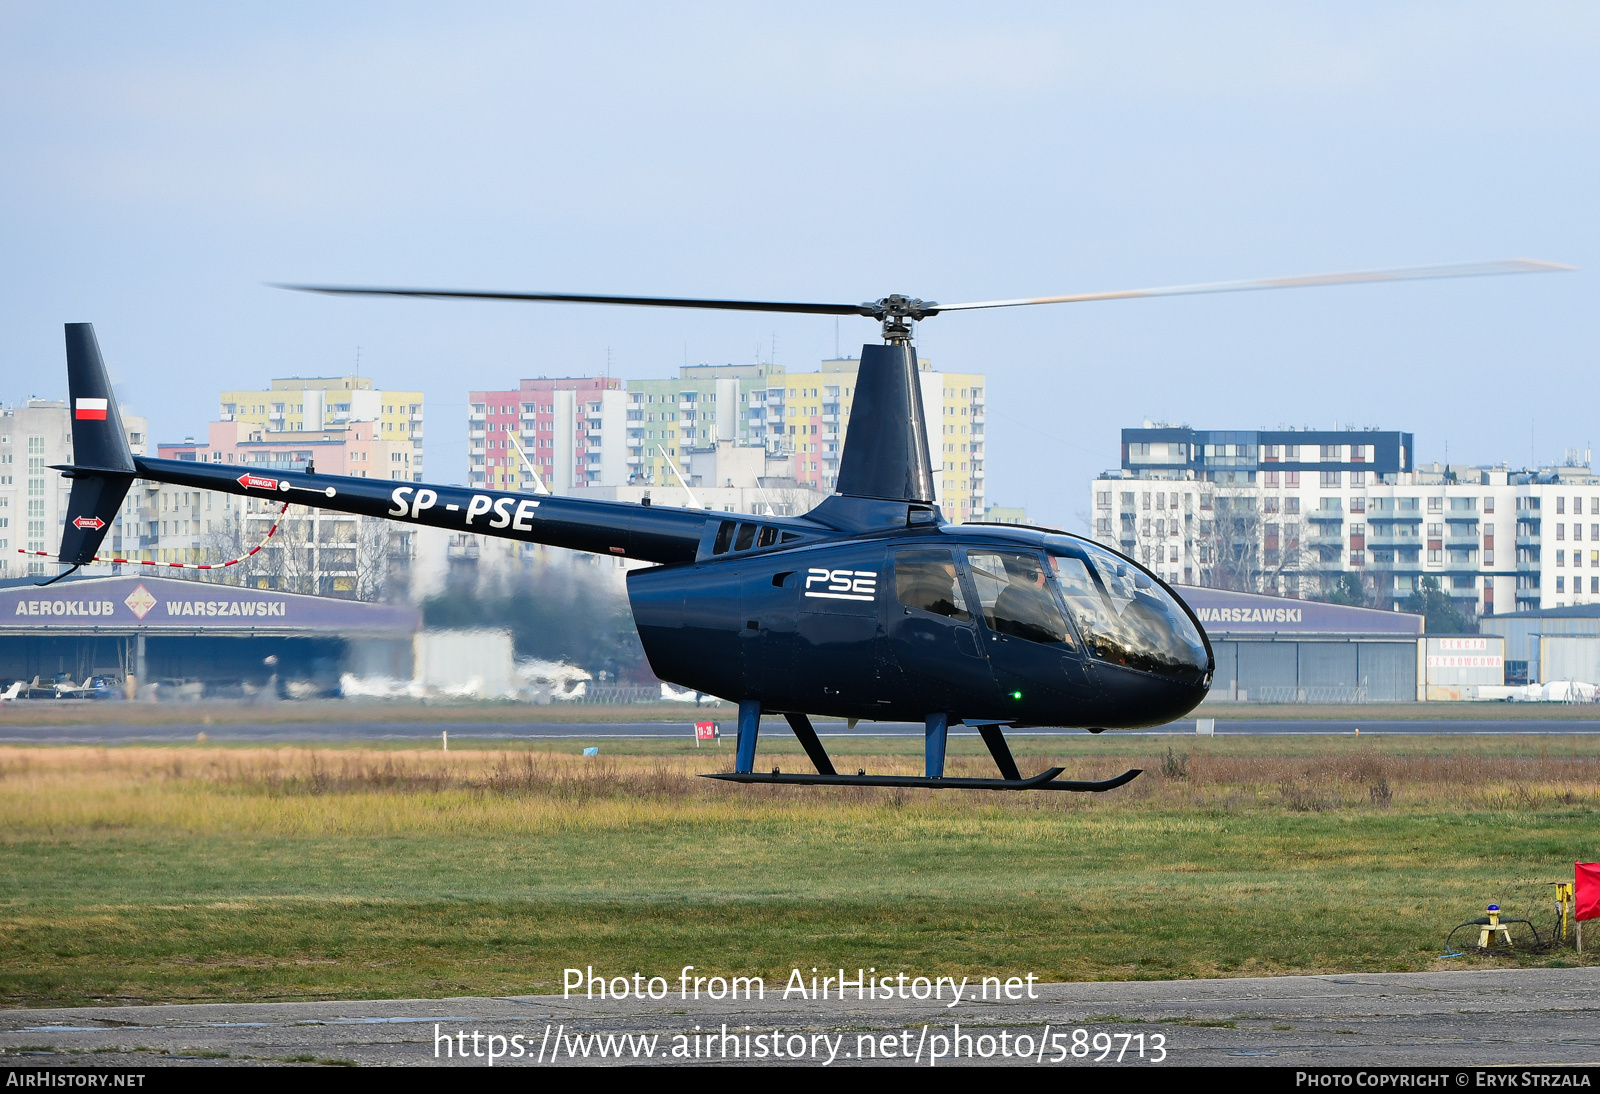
[0,733,1595,1008]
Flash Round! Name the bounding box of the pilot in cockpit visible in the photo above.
[990,554,1072,645]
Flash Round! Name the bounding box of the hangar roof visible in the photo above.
[0,575,419,636]
[1480,603,1600,620]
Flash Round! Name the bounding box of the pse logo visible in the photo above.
[804,568,877,602]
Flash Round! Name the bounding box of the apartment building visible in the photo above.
[473,359,987,521]
[1091,422,1594,616]
[0,399,148,578]
[159,418,415,480]
[464,355,985,518]
[220,376,424,482]
[623,365,773,489]
[469,377,623,492]
[753,359,984,520]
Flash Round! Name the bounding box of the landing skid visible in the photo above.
[720,703,1141,792]
[703,767,1142,793]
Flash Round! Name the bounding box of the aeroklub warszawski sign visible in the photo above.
[0,576,418,634]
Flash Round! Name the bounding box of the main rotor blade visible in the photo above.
[277,284,873,317]
[929,258,1574,314]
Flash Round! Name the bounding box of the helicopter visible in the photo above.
[44,257,1568,791]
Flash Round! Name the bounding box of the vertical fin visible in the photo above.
[64,324,135,472]
[834,343,936,504]
[57,324,136,564]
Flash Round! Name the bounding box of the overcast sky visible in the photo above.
[2,3,1594,526]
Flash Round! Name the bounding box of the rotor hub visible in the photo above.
[863,294,939,343]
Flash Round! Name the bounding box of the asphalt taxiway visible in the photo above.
[3,717,1599,744]
[1,969,1596,1067]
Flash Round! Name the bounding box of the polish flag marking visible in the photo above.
[74,397,108,420]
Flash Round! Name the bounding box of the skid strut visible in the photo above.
[783,712,837,776]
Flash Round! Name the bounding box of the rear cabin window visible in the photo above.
[893,549,971,621]
[735,523,758,551]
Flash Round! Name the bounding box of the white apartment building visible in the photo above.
[1092,423,1590,616]
[0,400,148,580]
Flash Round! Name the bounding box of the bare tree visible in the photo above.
[199,513,249,587]
[1198,490,1307,595]
[1259,513,1305,597]
[765,483,822,518]
[270,511,314,594]
[354,517,392,601]
[1203,493,1259,591]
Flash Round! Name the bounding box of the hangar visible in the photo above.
[0,574,418,694]
[1179,587,1425,703]
[1479,604,1600,686]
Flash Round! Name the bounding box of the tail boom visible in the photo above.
[129,456,710,564]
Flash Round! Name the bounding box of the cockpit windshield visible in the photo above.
[1044,538,1210,683]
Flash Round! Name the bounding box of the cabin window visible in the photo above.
[735,523,758,551]
[758,526,779,548]
[893,549,971,622]
[712,520,736,554]
[965,550,1073,646]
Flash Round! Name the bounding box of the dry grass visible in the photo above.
[4,742,1593,830]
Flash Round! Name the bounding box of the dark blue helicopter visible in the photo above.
[44,258,1567,791]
